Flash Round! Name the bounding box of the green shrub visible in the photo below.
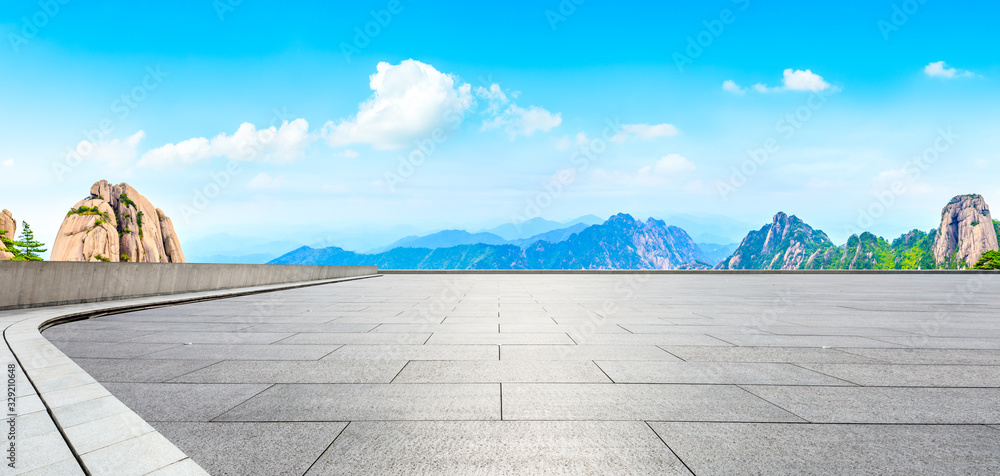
[119,193,137,209]
[94,253,111,262]
[973,250,1000,270]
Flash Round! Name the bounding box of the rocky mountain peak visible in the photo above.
[0,209,15,260]
[719,212,836,270]
[933,194,998,268]
[51,180,185,263]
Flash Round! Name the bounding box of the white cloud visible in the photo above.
[323,60,474,150]
[2,159,13,168]
[246,172,288,190]
[67,130,146,168]
[924,61,976,79]
[722,80,746,95]
[482,103,562,139]
[138,119,311,168]
[731,69,834,94]
[591,154,697,187]
[475,83,510,115]
[781,69,831,91]
[612,123,679,143]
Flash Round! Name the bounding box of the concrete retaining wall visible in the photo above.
[0,262,377,310]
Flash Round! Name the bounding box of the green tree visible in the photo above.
[1,229,22,260]
[13,222,47,261]
[974,250,1000,270]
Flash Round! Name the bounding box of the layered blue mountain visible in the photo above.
[270,214,711,270]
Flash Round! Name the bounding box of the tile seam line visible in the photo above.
[302,421,352,475]
[645,421,697,476]
[6,274,380,475]
[735,384,811,423]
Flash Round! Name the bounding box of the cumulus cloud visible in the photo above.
[612,123,679,143]
[246,172,288,190]
[323,60,474,150]
[138,119,311,168]
[592,154,697,186]
[476,81,561,139]
[722,80,746,95]
[924,61,976,79]
[728,69,835,94]
[482,103,562,139]
[67,130,146,168]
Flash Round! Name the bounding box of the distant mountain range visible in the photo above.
[718,194,1000,270]
[270,194,1000,270]
[271,213,713,270]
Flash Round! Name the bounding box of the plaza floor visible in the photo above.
[43,273,1000,475]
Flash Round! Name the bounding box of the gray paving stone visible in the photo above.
[306,421,690,475]
[322,344,499,361]
[426,332,576,345]
[140,344,339,361]
[274,332,432,345]
[102,383,270,421]
[41,328,158,342]
[743,385,1000,423]
[596,361,853,385]
[869,336,1000,349]
[71,358,220,383]
[17,430,79,474]
[707,334,907,348]
[125,331,295,345]
[21,457,86,475]
[50,341,182,359]
[800,363,1000,387]
[153,422,346,476]
[502,383,802,421]
[649,422,1000,475]
[171,360,408,384]
[661,346,879,363]
[63,411,156,454]
[373,323,501,333]
[240,323,378,333]
[568,333,731,346]
[501,345,681,361]
[214,384,500,421]
[143,458,208,476]
[837,348,1000,365]
[393,361,612,383]
[80,431,188,476]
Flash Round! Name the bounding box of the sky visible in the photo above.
[2,0,999,256]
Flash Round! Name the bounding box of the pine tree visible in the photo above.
[13,222,46,261]
[0,229,20,260]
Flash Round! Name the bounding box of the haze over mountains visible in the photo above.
[271,194,1000,270]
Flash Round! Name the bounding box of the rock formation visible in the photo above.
[50,180,185,263]
[717,212,837,270]
[0,209,15,260]
[932,194,998,268]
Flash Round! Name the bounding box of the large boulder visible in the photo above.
[933,194,999,268]
[50,180,185,262]
[0,209,15,260]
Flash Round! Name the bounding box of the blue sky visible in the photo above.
[2,0,999,254]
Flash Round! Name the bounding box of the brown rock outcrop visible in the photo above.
[933,194,999,268]
[0,209,15,260]
[51,180,185,262]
